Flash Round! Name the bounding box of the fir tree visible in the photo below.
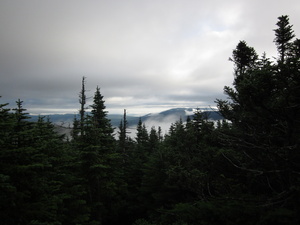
[79,76,87,136]
[274,15,295,63]
[75,85,122,224]
[216,15,300,214]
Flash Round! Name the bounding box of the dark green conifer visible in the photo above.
[274,15,295,63]
[216,15,300,214]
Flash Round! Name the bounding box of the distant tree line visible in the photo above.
[0,15,299,225]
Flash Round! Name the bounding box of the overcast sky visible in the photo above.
[1,0,300,115]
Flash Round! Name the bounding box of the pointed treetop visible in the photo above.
[274,15,295,62]
[230,40,258,77]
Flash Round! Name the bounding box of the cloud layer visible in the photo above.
[1,0,300,115]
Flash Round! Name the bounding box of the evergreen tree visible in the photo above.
[136,118,149,147]
[11,99,33,148]
[74,85,123,224]
[148,126,159,153]
[71,115,80,140]
[274,15,295,63]
[230,40,258,77]
[88,86,115,147]
[118,109,132,159]
[134,117,149,164]
[79,76,87,136]
[0,97,13,149]
[215,16,300,219]
[0,98,15,224]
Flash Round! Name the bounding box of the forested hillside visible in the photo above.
[1,15,299,225]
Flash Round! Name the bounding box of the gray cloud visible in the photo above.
[1,0,300,115]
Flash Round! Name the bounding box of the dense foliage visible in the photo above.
[1,15,299,224]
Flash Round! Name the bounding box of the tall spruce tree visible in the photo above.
[88,86,115,147]
[230,40,258,77]
[79,76,87,136]
[76,85,123,224]
[274,15,295,63]
[118,109,131,159]
[215,15,300,216]
[136,118,149,147]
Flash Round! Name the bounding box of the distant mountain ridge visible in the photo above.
[140,108,222,122]
[28,107,223,128]
[27,108,223,139]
